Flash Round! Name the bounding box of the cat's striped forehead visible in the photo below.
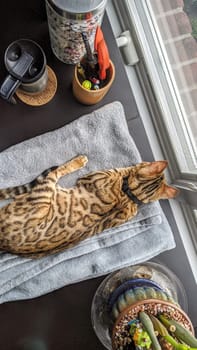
[129,161,178,203]
[135,160,168,178]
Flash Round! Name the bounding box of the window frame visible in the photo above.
[111,0,197,209]
[107,0,197,271]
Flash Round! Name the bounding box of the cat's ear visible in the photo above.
[160,184,180,199]
[139,161,168,176]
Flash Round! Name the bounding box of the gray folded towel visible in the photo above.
[0,101,175,303]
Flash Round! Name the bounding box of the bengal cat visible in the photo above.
[0,155,179,258]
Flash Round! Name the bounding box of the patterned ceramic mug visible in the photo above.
[45,0,108,64]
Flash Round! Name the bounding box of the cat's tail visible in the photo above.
[0,184,32,200]
[0,166,58,200]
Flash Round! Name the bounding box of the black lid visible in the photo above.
[4,39,46,83]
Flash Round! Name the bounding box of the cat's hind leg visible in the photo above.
[46,155,88,183]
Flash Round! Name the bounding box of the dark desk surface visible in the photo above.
[1,2,196,350]
[0,2,141,350]
[0,1,138,152]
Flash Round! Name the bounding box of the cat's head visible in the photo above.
[128,160,179,203]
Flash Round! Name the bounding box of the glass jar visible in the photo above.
[45,0,108,64]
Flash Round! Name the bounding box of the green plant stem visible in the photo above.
[164,334,197,350]
[139,312,161,350]
[159,315,197,348]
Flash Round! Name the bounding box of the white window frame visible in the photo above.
[106,0,197,280]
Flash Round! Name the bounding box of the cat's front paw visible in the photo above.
[76,155,88,168]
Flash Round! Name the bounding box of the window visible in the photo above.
[148,0,197,175]
[108,0,197,273]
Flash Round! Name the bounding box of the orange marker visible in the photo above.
[94,26,110,80]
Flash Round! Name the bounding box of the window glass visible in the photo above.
[149,0,197,172]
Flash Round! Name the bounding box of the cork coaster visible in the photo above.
[16,65,57,106]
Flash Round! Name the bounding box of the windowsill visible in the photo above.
[125,63,197,283]
[106,1,197,327]
[106,1,197,284]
